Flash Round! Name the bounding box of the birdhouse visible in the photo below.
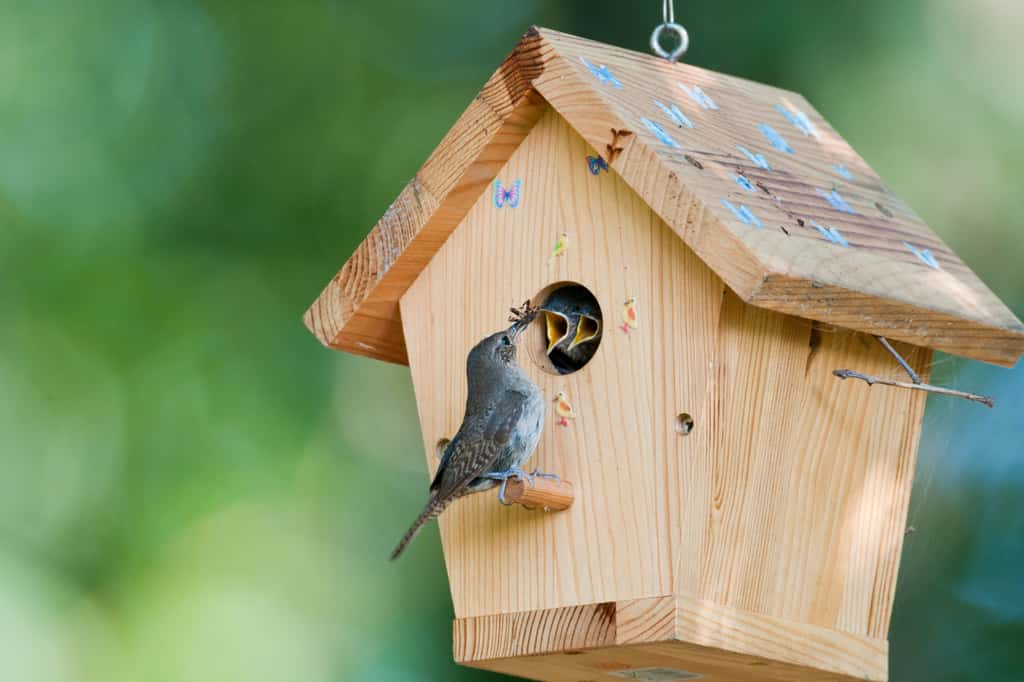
[304,28,1024,682]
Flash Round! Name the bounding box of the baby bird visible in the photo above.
[541,285,602,374]
[553,391,577,427]
[390,303,545,560]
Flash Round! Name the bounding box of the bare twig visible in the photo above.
[876,336,922,384]
[832,369,995,408]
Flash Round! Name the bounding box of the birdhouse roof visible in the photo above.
[304,27,1024,367]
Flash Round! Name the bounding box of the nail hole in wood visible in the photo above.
[675,413,694,435]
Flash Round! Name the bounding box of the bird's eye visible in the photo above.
[501,336,511,345]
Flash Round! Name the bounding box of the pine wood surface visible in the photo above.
[307,26,1024,366]
[399,111,930,674]
[454,594,888,681]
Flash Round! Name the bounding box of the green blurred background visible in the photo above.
[2,1,1022,680]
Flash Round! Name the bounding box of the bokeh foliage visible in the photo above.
[1,1,1022,680]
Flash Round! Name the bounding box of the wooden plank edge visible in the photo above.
[750,273,1024,367]
[303,29,552,362]
[453,595,888,682]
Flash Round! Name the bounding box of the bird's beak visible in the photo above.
[568,314,601,350]
[508,306,538,342]
[543,310,570,354]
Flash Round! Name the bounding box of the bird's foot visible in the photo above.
[528,468,560,483]
[620,323,630,334]
[558,418,568,427]
[482,467,535,505]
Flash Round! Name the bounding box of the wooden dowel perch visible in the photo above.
[505,477,574,511]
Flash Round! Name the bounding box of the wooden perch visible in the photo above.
[505,477,574,511]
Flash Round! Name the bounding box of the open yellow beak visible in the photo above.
[568,314,601,350]
[544,311,570,354]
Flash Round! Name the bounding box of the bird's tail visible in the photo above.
[389,496,449,561]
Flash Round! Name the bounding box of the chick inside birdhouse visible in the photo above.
[527,282,603,375]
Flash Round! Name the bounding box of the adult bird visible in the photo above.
[390,303,546,560]
[541,285,603,374]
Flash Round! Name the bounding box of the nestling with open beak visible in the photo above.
[390,301,554,560]
[541,285,603,374]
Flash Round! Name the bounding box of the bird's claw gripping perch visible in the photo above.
[482,466,562,505]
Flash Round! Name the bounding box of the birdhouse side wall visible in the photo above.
[399,108,929,647]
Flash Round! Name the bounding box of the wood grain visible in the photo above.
[400,110,928,679]
[455,594,887,681]
[306,26,1023,366]
[506,477,575,511]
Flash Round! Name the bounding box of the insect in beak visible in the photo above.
[568,314,601,350]
[544,310,570,354]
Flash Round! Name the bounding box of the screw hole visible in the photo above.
[435,438,451,460]
[675,413,694,436]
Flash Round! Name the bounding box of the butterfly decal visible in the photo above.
[738,145,771,170]
[903,241,940,269]
[580,56,623,89]
[817,188,856,214]
[758,123,794,154]
[654,99,694,129]
[774,103,818,138]
[586,155,608,175]
[679,83,718,111]
[832,164,854,180]
[493,179,522,209]
[641,117,681,149]
[811,220,850,247]
[720,199,764,228]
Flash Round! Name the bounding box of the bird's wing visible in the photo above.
[434,389,532,502]
[429,432,460,493]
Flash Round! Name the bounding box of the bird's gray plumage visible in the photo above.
[390,315,544,560]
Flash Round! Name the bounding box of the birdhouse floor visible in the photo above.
[455,594,886,681]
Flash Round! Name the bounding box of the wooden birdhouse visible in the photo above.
[304,28,1024,682]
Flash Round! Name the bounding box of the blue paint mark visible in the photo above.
[833,164,854,180]
[817,188,856,214]
[758,123,794,154]
[654,99,694,129]
[811,220,849,247]
[774,103,818,138]
[580,56,622,89]
[732,174,756,192]
[721,199,763,228]
[679,83,718,110]
[641,117,681,149]
[738,145,771,170]
[903,241,940,269]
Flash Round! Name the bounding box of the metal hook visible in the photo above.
[650,21,689,62]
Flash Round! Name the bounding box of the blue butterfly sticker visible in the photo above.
[679,83,718,110]
[774,103,818,138]
[721,199,763,228]
[641,117,681,149]
[580,56,622,89]
[817,188,856,214]
[903,241,940,269]
[832,164,854,180]
[811,220,849,247]
[759,123,794,154]
[493,179,522,209]
[654,99,694,128]
[586,155,609,175]
[738,145,771,170]
[732,174,756,192]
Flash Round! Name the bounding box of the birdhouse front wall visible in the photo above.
[399,108,930,675]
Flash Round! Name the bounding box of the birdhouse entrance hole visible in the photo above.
[526,281,603,375]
